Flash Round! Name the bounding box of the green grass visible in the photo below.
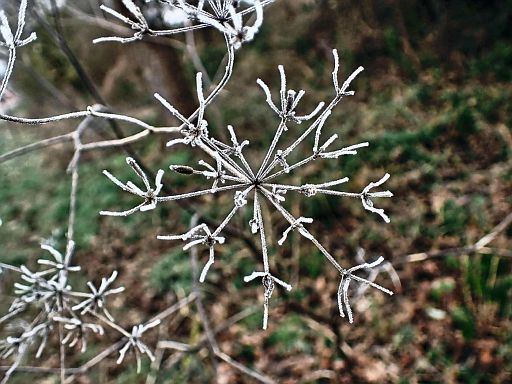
[150,248,192,294]
[264,314,312,355]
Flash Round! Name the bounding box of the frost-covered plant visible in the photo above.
[0,0,395,382]
[0,241,129,382]
[144,48,394,328]
[0,0,36,100]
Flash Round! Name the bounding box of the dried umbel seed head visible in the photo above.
[147,49,393,329]
[0,1,397,382]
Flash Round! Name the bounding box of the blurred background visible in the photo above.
[0,0,511,382]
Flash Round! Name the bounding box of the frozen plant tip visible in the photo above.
[337,257,394,324]
[54,317,104,353]
[244,271,292,330]
[117,319,160,374]
[72,271,125,321]
[353,248,401,299]
[39,241,80,277]
[218,1,263,49]
[0,323,49,360]
[96,0,269,50]
[12,265,71,312]
[155,74,210,148]
[278,217,314,245]
[361,173,393,223]
[100,157,164,216]
[158,223,226,282]
[0,0,36,49]
[94,0,151,44]
[0,0,37,100]
[257,65,325,124]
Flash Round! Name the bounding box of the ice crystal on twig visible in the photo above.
[361,173,393,223]
[96,0,268,50]
[54,317,104,353]
[215,1,263,49]
[0,0,37,100]
[257,65,324,124]
[100,157,164,216]
[117,319,160,373]
[337,256,394,323]
[244,272,292,330]
[0,323,49,360]
[72,271,125,321]
[39,241,80,277]
[158,223,226,282]
[93,0,150,44]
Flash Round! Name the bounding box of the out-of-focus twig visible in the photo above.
[395,211,512,265]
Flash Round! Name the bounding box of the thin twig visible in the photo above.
[188,214,219,377]
[395,212,512,266]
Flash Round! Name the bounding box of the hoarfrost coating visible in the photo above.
[113,48,394,329]
[0,0,395,382]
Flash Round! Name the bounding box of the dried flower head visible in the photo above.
[104,49,395,329]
